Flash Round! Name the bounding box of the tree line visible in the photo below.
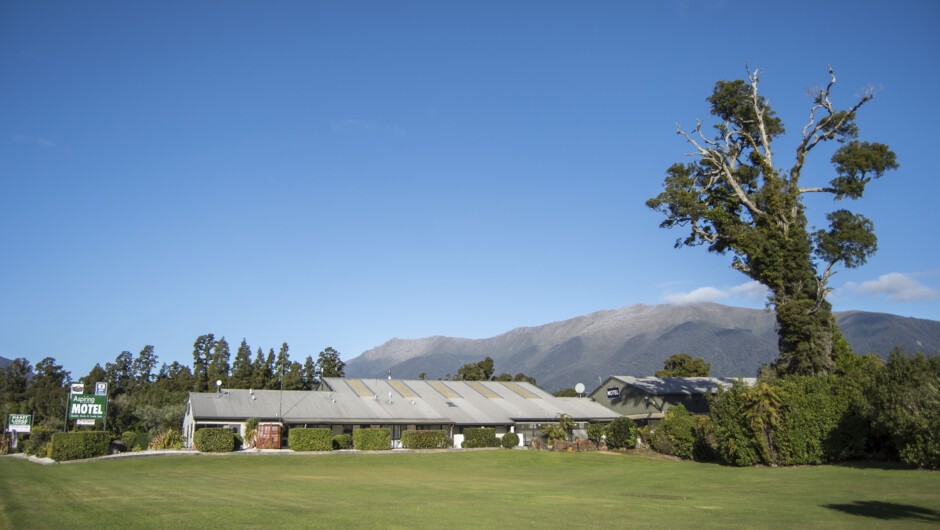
[0,335,346,439]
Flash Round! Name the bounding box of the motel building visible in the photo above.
[183,377,619,449]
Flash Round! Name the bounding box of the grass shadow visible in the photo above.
[823,501,940,523]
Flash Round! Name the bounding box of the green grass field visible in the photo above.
[1,450,938,529]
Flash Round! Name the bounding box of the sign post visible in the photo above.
[6,414,31,449]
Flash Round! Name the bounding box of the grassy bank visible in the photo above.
[1,451,938,528]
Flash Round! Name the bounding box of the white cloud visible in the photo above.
[841,272,939,302]
[663,281,769,305]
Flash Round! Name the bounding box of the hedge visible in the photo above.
[501,432,520,449]
[353,428,391,450]
[401,430,451,449]
[194,428,235,453]
[289,428,333,451]
[50,431,109,461]
[462,428,500,448]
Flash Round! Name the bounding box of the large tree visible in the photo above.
[315,347,346,379]
[647,65,898,375]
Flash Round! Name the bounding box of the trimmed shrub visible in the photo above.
[353,428,391,451]
[501,432,519,449]
[289,428,333,452]
[650,404,697,459]
[25,426,56,457]
[121,431,137,450]
[461,428,500,448]
[50,431,109,461]
[587,423,608,446]
[193,428,235,453]
[0,434,11,455]
[401,430,451,449]
[148,428,183,450]
[233,433,244,450]
[332,434,353,450]
[605,417,638,450]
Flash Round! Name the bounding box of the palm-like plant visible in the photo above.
[740,382,783,465]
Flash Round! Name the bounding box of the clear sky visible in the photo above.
[2,0,938,379]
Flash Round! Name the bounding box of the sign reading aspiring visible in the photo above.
[7,414,32,433]
[68,394,107,421]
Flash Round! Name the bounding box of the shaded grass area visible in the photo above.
[1,451,938,529]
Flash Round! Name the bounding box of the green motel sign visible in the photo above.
[68,394,107,421]
[7,414,32,433]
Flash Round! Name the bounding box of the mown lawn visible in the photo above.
[1,450,938,529]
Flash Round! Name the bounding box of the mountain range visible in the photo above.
[345,303,940,391]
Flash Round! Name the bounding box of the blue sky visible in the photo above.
[2,1,938,379]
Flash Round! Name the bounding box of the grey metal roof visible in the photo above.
[605,376,756,396]
[189,378,619,425]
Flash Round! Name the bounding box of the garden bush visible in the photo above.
[148,428,183,450]
[50,431,109,461]
[461,428,500,448]
[353,428,391,450]
[193,428,235,453]
[233,433,244,450]
[500,432,519,449]
[121,431,137,450]
[650,404,697,460]
[708,382,764,466]
[401,430,451,449]
[25,425,56,457]
[587,423,608,446]
[605,417,638,450]
[289,428,333,451]
[332,434,353,450]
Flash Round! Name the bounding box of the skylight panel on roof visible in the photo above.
[500,381,540,399]
[467,381,501,399]
[428,381,461,399]
[389,380,419,398]
[346,379,374,398]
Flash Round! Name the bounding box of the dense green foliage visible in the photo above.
[461,428,500,448]
[586,423,608,446]
[501,432,519,448]
[400,430,452,449]
[647,66,898,376]
[193,428,235,453]
[148,428,183,450]
[650,405,697,459]
[605,417,638,450]
[540,414,574,444]
[332,434,353,450]
[869,350,940,468]
[656,354,710,377]
[701,348,940,469]
[24,425,56,457]
[49,431,109,461]
[288,428,333,452]
[353,428,391,451]
[448,357,536,386]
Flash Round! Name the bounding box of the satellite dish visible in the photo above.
[575,383,585,394]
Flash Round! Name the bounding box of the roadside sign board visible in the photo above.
[95,382,108,396]
[7,414,31,433]
[68,394,107,421]
[75,419,96,426]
